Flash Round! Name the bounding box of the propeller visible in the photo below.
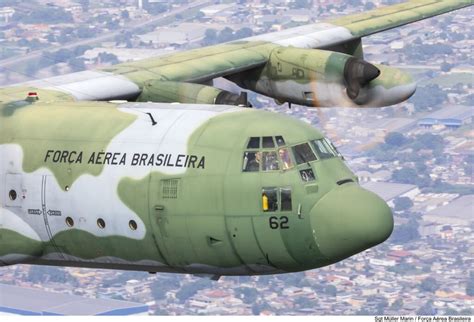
[343,57,380,103]
[215,91,252,107]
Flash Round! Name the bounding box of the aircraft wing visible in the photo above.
[106,0,470,85]
[105,41,274,84]
[329,0,472,38]
[11,0,472,107]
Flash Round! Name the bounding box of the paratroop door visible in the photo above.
[148,176,195,267]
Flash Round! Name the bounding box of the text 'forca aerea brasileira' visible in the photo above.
[43,150,206,169]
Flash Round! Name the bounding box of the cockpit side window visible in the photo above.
[292,143,317,165]
[262,188,278,212]
[261,187,292,212]
[280,187,292,211]
[262,151,280,171]
[311,139,336,159]
[247,137,260,149]
[242,151,260,172]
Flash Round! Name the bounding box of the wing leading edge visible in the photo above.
[330,0,472,38]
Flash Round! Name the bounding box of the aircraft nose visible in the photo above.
[310,184,393,262]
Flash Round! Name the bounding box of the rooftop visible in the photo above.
[425,195,474,223]
[0,284,148,316]
[364,117,415,131]
[422,105,473,121]
[361,181,418,202]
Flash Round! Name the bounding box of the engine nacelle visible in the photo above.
[137,80,249,106]
[229,47,416,108]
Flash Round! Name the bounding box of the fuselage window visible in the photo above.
[262,151,280,171]
[311,139,336,159]
[8,190,17,201]
[292,143,317,165]
[243,151,260,172]
[262,188,278,212]
[97,218,106,229]
[300,168,316,182]
[280,188,292,211]
[275,136,286,147]
[278,148,293,169]
[262,136,275,148]
[247,137,260,149]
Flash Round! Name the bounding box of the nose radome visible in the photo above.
[310,184,393,262]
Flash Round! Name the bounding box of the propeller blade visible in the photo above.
[215,91,251,107]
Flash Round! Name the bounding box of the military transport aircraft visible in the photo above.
[0,0,471,279]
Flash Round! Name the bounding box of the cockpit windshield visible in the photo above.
[242,136,342,173]
[275,136,285,147]
[292,143,317,165]
[324,138,343,159]
[278,148,293,169]
[262,136,275,148]
[311,139,337,159]
[242,135,292,172]
[262,151,280,171]
[247,137,260,149]
[242,151,260,172]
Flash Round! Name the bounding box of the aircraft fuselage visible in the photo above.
[0,95,393,276]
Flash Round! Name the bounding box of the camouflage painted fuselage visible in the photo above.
[0,89,393,276]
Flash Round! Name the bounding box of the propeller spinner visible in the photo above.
[343,57,381,103]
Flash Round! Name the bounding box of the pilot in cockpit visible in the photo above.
[244,151,261,172]
[278,148,293,170]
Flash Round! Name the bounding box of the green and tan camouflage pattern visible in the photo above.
[0,92,394,275]
[96,0,469,108]
[138,80,240,105]
[330,0,472,37]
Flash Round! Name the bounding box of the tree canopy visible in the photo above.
[390,218,420,243]
[419,277,440,293]
[385,132,408,146]
[394,196,414,212]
